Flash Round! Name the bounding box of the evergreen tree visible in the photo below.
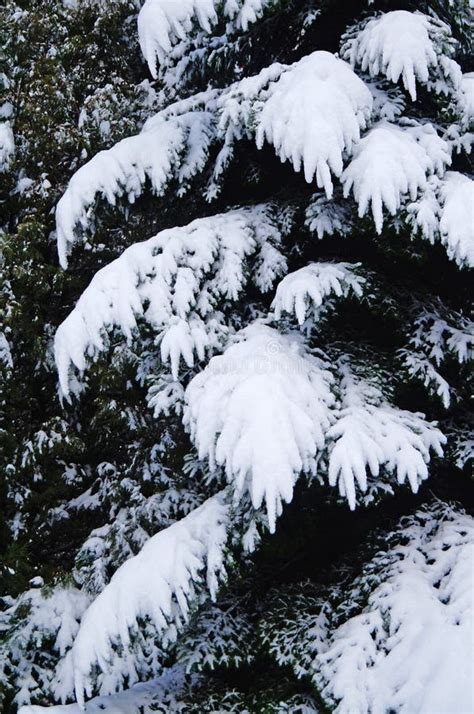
[0,0,472,712]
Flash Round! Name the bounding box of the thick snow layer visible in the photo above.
[439,172,474,268]
[341,10,455,100]
[138,0,275,77]
[67,492,229,707]
[407,171,474,268]
[317,504,474,714]
[0,121,14,170]
[55,63,284,260]
[255,51,373,196]
[326,360,445,509]
[55,205,286,394]
[56,105,216,267]
[56,51,371,261]
[184,324,335,531]
[272,262,365,326]
[342,121,451,233]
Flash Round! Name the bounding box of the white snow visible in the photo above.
[56,106,216,267]
[255,51,373,196]
[457,71,474,127]
[0,332,13,369]
[402,351,452,409]
[411,307,474,366]
[138,0,276,77]
[317,504,474,714]
[342,121,451,233]
[401,305,474,408]
[0,121,14,170]
[448,421,474,470]
[326,360,445,509]
[272,262,365,326]
[184,324,335,531]
[407,171,474,268]
[55,205,286,394]
[67,492,229,707]
[439,172,474,268]
[341,10,456,100]
[1,585,91,710]
[56,51,372,261]
[18,666,188,714]
[304,194,353,239]
[260,583,330,680]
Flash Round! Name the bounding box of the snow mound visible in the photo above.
[342,121,451,233]
[407,171,474,268]
[18,667,187,713]
[341,10,457,100]
[255,51,373,197]
[439,172,474,268]
[184,324,335,531]
[55,52,371,261]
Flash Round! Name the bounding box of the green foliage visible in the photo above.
[0,0,472,711]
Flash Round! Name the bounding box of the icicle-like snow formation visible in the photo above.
[342,121,451,233]
[272,262,365,326]
[326,360,445,509]
[184,324,335,532]
[341,10,458,101]
[407,171,474,268]
[438,172,474,267]
[55,206,286,395]
[68,492,230,707]
[317,503,474,714]
[138,0,276,78]
[255,51,373,196]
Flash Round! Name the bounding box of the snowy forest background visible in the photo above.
[0,0,473,712]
